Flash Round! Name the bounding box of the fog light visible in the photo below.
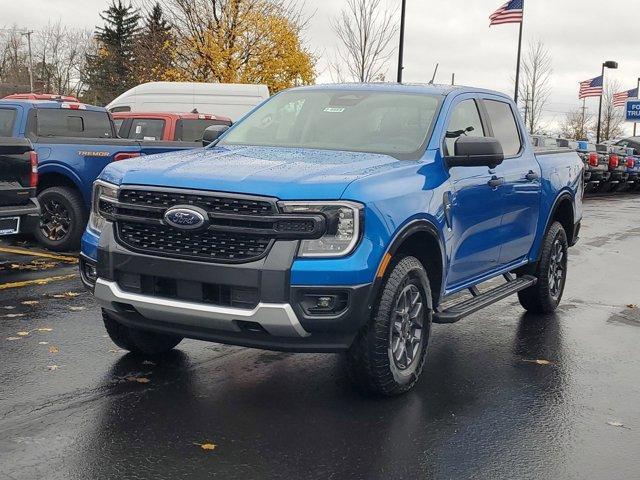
[316,296,335,310]
[81,260,98,285]
[298,291,349,316]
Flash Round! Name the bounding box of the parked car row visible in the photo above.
[531,135,640,194]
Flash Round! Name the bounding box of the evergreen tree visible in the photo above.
[135,2,175,82]
[84,0,140,105]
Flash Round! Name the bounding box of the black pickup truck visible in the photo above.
[0,137,39,237]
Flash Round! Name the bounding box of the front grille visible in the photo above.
[119,189,275,215]
[117,221,273,263]
[117,272,259,309]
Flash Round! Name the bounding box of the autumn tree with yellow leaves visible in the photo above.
[148,0,315,93]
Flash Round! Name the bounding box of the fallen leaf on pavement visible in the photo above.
[124,376,151,384]
[38,341,49,345]
[606,421,630,429]
[3,306,15,309]
[522,359,554,366]
[197,443,216,451]
[5,313,25,318]
[21,300,39,305]
[7,337,22,341]
[16,331,30,336]
[52,291,80,298]
[48,346,59,354]
[46,365,59,371]
[627,304,638,309]
[37,327,53,332]
[69,306,85,311]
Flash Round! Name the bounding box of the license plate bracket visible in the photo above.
[0,217,20,236]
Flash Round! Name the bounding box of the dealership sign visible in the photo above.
[625,99,640,123]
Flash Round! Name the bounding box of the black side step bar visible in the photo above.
[434,274,537,324]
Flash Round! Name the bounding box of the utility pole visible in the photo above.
[451,73,455,86]
[21,30,34,93]
[397,0,407,83]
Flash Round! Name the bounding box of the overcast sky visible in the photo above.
[2,0,639,134]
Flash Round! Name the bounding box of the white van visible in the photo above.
[106,82,270,121]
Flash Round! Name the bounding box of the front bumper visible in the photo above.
[81,224,373,352]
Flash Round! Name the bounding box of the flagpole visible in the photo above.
[513,4,524,103]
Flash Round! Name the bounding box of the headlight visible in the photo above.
[278,201,363,257]
[88,180,118,233]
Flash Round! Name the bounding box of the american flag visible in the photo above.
[579,76,603,99]
[613,88,639,107]
[489,0,524,26]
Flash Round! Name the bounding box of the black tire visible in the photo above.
[517,221,568,314]
[345,256,432,396]
[102,309,183,355]
[34,186,86,251]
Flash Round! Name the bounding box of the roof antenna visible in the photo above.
[428,63,439,85]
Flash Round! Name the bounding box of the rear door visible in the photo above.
[481,97,541,266]
[444,95,505,288]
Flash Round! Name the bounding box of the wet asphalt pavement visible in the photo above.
[1,195,639,480]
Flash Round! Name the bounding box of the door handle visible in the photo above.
[525,170,539,181]
[487,176,504,188]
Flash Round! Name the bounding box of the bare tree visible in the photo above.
[518,40,552,134]
[558,105,592,140]
[330,0,397,82]
[598,79,625,141]
[34,22,92,96]
[0,25,30,85]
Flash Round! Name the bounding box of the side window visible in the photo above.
[37,110,113,138]
[444,100,485,156]
[129,119,165,140]
[0,108,17,136]
[113,118,125,136]
[484,100,522,157]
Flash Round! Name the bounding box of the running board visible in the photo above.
[434,274,537,324]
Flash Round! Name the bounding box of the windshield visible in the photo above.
[219,90,441,158]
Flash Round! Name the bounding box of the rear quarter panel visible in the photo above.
[529,149,583,260]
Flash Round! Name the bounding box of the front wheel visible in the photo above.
[518,221,568,314]
[345,256,432,396]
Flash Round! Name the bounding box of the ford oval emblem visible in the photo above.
[164,206,207,230]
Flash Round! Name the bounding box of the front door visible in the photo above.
[444,97,505,289]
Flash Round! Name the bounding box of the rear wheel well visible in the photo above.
[394,230,443,308]
[549,196,574,242]
[37,173,80,194]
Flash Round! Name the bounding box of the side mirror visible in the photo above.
[445,136,504,168]
[202,124,230,147]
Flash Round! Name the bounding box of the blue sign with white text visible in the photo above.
[626,100,640,123]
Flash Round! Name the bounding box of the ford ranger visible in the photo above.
[0,97,198,251]
[80,84,583,395]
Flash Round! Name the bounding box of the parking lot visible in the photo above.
[0,194,639,480]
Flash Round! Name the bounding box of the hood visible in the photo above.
[100,145,402,199]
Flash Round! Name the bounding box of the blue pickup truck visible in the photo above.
[0,98,197,250]
[80,84,583,395]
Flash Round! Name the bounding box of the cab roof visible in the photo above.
[287,82,512,100]
[0,98,107,112]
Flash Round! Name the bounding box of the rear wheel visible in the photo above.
[102,309,183,355]
[34,186,86,251]
[518,221,568,314]
[345,256,432,396]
